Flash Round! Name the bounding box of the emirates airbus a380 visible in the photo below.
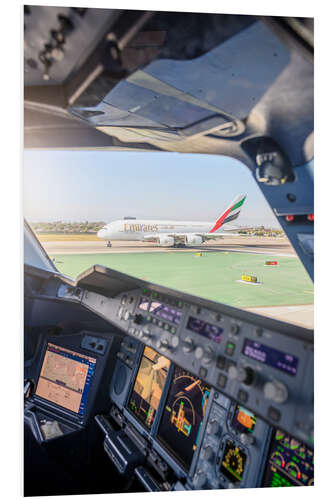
[97,194,246,247]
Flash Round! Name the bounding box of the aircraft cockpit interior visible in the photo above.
[23,5,314,497]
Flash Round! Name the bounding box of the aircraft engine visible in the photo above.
[185,235,203,246]
[158,236,175,247]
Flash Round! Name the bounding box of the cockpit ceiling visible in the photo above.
[24,8,313,166]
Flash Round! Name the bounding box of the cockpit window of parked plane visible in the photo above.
[24,150,313,329]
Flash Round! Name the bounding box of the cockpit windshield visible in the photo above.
[24,149,313,329]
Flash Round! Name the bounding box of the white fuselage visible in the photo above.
[97,219,228,241]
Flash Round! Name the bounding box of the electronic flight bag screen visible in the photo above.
[35,343,96,416]
[127,346,170,430]
[157,366,211,470]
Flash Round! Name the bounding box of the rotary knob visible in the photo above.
[170,336,180,349]
[193,469,207,489]
[200,445,214,462]
[264,380,288,404]
[195,346,204,360]
[142,327,152,340]
[202,347,214,364]
[183,336,195,354]
[155,338,169,352]
[207,419,220,435]
[228,365,255,386]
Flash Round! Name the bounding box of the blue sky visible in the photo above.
[23,150,280,228]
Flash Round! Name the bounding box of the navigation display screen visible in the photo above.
[242,339,299,377]
[220,440,247,483]
[186,316,223,343]
[231,405,256,434]
[35,343,96,416]
[157,366,210,470]
[149,301,182,325]
[127,347,170,430]
[262,429,314,487]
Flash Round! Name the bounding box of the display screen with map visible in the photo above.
[35,343,96,416]
[127,346,170,430]
[157,366,210,470]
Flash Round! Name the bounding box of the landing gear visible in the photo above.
[106,241,112,247]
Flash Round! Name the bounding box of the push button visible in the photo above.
[216,355,226,370]
[225,342,235,356]
[217,373,227,389]
[237,389,248,403]
[268,406,281,422]
[199,366,208,379]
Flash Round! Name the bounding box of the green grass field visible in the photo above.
[52,251,313,308]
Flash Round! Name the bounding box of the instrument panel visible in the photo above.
[55,266,314,490]
[67,274,313,449]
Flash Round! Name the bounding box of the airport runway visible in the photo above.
[43,236,296,256]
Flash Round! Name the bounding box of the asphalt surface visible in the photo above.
[43,236,296,256]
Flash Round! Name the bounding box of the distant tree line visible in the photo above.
[31,221,106,234]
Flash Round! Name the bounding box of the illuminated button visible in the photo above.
[199,366,208,379]
[267,406,281,422]
[177,300,183,308]
[170,326,176,334]
[217,373,227,389]
[264,380,288,403]
[182,336,195,353]
[225,342,235,356]
[146,315,152,322]
[163,323,170,331]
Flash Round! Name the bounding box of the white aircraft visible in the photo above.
[97,194,246,247]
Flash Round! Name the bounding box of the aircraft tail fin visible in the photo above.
[209,194,246,233]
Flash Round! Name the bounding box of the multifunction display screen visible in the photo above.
[242,339,299,376]
[231,405,256,434]
[157,366,210,470]
[262,429,314,487]
[186,316,223,343]
[127,347,170,430]
[220,441,247,483]
[35,343,96,416]
[150,301,182,325]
